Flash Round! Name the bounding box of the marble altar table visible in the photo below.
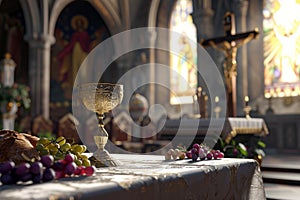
[0,154,265,200]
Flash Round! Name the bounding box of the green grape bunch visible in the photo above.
[35,136,90,167]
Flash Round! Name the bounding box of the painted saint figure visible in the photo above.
[264,0,300,87]
[272,0,300,83]
[178,33,195,91]
[57,15,91,98]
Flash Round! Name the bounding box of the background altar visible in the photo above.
[156,117,268,151]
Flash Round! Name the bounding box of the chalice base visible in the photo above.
[91,135,122,167]
[91,149,123,167]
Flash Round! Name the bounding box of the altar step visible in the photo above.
[261,154,300,200]
[264,183,300,200]
[262,171,300,185]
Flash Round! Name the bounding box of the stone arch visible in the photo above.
[90,0,122,34]
[49,0,75,37]
[19,0,41,39]
[148,0,160,27]
[156,0,176,28]
[49,0,122,37]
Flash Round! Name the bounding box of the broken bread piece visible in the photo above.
[0,130,40,164]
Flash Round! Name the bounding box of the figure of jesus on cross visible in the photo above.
[201,12,259,117]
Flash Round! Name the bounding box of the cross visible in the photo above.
[200,12,259,117]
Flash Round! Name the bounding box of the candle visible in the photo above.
[197,87,202,97]
[193,94,197,102]
[193,94,198,115]
[214,96,221,119]
[245,96,249,106]
[215,96,219,104]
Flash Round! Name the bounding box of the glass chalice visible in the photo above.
[78,83,123,167]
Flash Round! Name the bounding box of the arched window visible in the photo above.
[169,0,197,104]
[264,0,300,98]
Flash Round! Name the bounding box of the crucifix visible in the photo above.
[201,12,259,117]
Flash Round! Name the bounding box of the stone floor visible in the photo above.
[261,153,300,200]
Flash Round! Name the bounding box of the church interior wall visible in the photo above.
[1,0,300,120]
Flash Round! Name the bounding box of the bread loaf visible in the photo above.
[0,130,40,164]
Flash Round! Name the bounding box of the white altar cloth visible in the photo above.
[0,154,265,200]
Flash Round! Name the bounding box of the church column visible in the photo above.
[148,0,159,106]
[25,35,55,118]
[192,0,214,44]
[192,0,214,84]
[192,0,214,116]
[232,0,249,115]
[148,29,157,106]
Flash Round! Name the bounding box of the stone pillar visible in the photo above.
[192,0,214,42]
[148,29,157,106]
[192,0,214,117]
[25,35,55,119]
[232,0,249,115]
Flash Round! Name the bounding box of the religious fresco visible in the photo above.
[50,1,110,108]
[169,0,197,105]
[264,0,300,98]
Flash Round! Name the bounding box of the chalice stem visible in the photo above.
[95,113,108,150]
[92,113,122,167]
[98,114,105,129]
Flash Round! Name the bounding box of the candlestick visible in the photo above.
[193,94,200,118]
[196,87,208,118]
[266,97,274,114]
[214,96,221,119]
[243,96,251,118]
[215,96,219,104]
[245,95,249,106]
[197,87,202,99]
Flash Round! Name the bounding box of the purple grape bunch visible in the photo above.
[0,154,96,185]
[186,143,224,162]
[53,153,96,178]
[0,155,55,185]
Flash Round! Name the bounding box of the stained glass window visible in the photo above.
[170,0,197,104]
[264,0,300,98]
